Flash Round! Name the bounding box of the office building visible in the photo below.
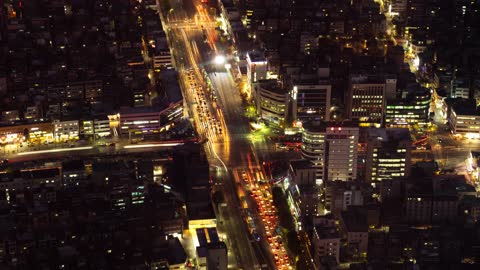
[301,121,359,185]
[363,128,412,182]
[385,87,431,127]
[347,75,394,127]
[406,188,458,225]
[53,120,80,141]
[291,81,332,123]
[447,98,480,139]
[254,79,289,127]
[81,117,112,138]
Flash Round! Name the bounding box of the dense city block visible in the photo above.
[1,0,480,269]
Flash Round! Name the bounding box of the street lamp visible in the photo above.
[214,55,226,65]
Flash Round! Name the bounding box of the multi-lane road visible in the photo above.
[157,0,294,268]
[159,2,264,270]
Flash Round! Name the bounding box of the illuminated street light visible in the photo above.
[224,63,231,69]
[214,55,226,65]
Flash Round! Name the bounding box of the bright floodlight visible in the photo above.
[214,55,226,65]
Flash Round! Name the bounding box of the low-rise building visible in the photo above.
[254,79,288,127]
[447,98,480,139]
[81,117,111,138]
[24,106,41,120]
[0,168,61,191]
[1,110,20,122]
[347,75,395,127]
[312,221,341,265]
[53,120,80,141]
[340,207,369,258]
[246,50,268,87]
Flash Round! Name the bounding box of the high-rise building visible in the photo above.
[364,128,412,182]
[301,121,359,185]
[347,75,394,127]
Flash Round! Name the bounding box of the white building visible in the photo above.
[301,121,359,185]
[448,98,480,139]
[246,51,267,86]
[342,189,364,211]
[81,119,111,138]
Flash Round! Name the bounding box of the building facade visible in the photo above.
[254,80,289,127]
[348,75,392,127]
[291,82,332,124]
[448,99,480,139]
[246,51,267,87]
[385,87,431,127]
[313,225,341,265]
[301,121,359,185]
[364,128,412,182]
[288,160,319,217]
[53,120,80,141]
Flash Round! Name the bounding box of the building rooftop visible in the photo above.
[290,159,313,171]
[366,128,411,143]
[314,225,340,239]
[158,69,183,104]
[303,120,358,133]
[256,79,287,95]
[206,241,227,250]
[448,98,479,116]
[247,50,267,63]
[340,206,368,232]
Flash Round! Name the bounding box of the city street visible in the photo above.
[159,1,268,269]
[157,0,297,268]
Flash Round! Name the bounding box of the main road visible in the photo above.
[157,0,277,269]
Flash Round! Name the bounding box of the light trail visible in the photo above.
[17,146,94,156]
[123,143,183,149]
